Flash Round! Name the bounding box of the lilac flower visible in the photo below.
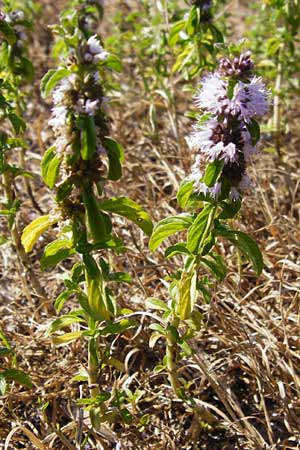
[85,35,109,64]
[232,77,269,122]
[84,99,99,116]
[189,52,268,201]
[195,73,228,114]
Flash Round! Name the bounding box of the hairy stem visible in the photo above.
[166,316,181,393]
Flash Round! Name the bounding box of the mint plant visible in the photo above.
[0,326,32,395]
[169,0,225,78]
[21,0,152,432]
[0,7,49,302]
[148,50,268,407]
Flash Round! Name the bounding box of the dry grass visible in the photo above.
[0,1,300,449]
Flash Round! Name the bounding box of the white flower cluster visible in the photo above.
[49,70,108,156]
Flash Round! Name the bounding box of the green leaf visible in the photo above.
[19,56,34,81]
[246,119,260,146]
[149,332,163,349]
[83,187,111,242]
[47,315,85,336]
[179,339,193,356]
[21,215,58,253]
[187,6,198,36]
[199,253,227,281]
[81,115,96,160]
[0,19,16,44]
[145,298,169,312]
[216,228,263,275]
[52,331,82,346]
[187,204,214,253]
[99,197,153,236]
[54,289,74,313]
[85,265,111,321]
[41,68,71,98]
[197,282,211,304]
[41,147,62,188]
[8,113,26,134]
[107,272,132,283]
[149,324,166,335]
[169,20,186,46]
[177,179,194,209]
[219,200,241,219]
[208,24,224,43]
[203,160,224,187]
[149,214,193,251]
[2,369,33,389]
[176,270,197,320]
[83,253,100,279]
[92,235,124,252]
[104,138,124,181]
[104,54,122,72]
[98,319,136,336]
[0,328,11,349]
[56,179,73,202]
[0,347,12,357]
[41,239,75,270]
[165,244,190,259]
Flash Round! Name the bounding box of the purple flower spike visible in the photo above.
[189,52,269,201]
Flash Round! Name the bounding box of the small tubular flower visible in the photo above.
[189,51,269,201]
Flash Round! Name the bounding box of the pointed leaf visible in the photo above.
[98,319,136,336]
[47,315,85,336]
[187,204,213,253]
[0,19,16,44]
[165,244,190,258]
[83,187,111,242]
[149,214,193,251]
[203,160,224,187]
[41,239,75,270]
[177,179,194,209]
[104,138,124,181]
[52,331,82,346]
[41,147,62,188]
[216,228,263,275]
[21,215,58,253]
[99,197,153,236]
[145,298,169,311]
[2,369,33,389]
[41,68,71,98]
[81,115,96,160]
[176,270,197,320]
[199,253,227,281]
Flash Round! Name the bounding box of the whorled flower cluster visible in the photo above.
[49,35,110,193]
[189,52,268,201]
